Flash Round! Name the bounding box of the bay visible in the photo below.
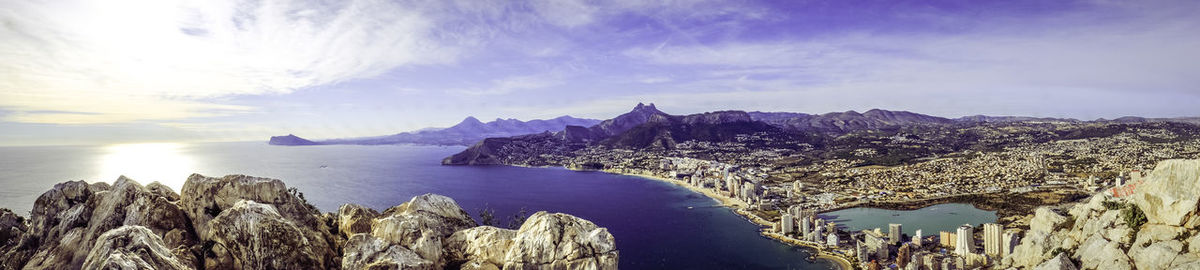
[0,142,836,269]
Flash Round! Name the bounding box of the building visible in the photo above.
[1003,231,1020,258]
[801,217,812,239]
[856,241,869,264]
[781,214,794,235]
[897,244,912,268]
[864,230,890,261]
[913,229,923,247]
[984,223,1003,257]
[955,224,975,256]
[940,231,957,248]
[827,233,839,247]
[813,226,825,243]
[889,223,904,245]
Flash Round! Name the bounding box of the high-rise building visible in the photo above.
[813,226,825,243]
[801,217,812,239]
[955,224,974,256]
[940,231,957,248]
[1003,231,1020,258]
[781,214,795,235]
[827,233,839,247]
[913,229,923,246]
[857,241,869,263]
[889,223,903,245]
[983,223,1003,257]
[897,244,912,268]
[864,230,889,260]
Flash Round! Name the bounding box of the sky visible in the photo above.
[1,0,1199,146]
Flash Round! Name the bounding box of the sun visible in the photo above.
[97,143,195,190]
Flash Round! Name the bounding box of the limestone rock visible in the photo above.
[1133,224,1184,248]
[1035,253,1078,270]
[0,208,27,246]
[1133,159,1200,226]
[502,212,618,270]
[1074,234,1131,270]
[147,181,181,202]
[338,204,379,236]
[341,233,433,270]
[1132,240,1184,270]
[179,174,320,236]
[1031,207,1070,234]
[81,225,192,270]
[446,226,518,268]
[202,200,324,270]
[371,194,477,267]
[19,177,194,270]
[180,174,337,268]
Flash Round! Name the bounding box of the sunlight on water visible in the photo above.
[97,143,195,191]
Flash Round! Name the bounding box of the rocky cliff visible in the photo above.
[0,174,617,270]
[1001,159,1200,270]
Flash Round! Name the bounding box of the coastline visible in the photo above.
[597,169,854,270]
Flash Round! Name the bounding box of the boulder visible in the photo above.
[1035,253,1078,270]
[146,182,181,202]
[1074,234,1131,270]
[1031,207,1070,234]
[371,194,477,267]
[502,212,618,270]
[341,233,433,270]
[179,174,320,236]
[20,177,194,270]
[0,208,27,245]
[446,226,518,268]
[202,200,323,270]
[1132,240,1184,270]
[1133,159,1200,226]
[80,225,191,270]
[179,174,337,268]
[338,204,379,236]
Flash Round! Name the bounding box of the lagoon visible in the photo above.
[820,203,998,236]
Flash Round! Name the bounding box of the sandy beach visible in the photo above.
[609,170,855,270]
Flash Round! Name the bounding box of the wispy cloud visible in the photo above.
[0,0,479,124]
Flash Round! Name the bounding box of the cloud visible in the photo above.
[452,73,565,96]
[0,0,476,124]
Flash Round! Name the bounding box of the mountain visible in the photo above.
[268,115,601,146]
[955,115,1080,123]
[748,109,952,133]
[443,104,803,165]
[268,134,320,146]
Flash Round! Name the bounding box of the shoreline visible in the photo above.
[597,169,854,270]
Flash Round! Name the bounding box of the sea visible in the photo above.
[0,142,998,269]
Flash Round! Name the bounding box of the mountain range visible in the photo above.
[269,116,601,146]
[441,103,1200,166]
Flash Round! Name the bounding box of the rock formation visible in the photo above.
[1001,159,1200,270]
[0,174,618,270]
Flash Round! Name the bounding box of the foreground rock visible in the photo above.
[82,225,191,270]
[445,212,619,269]
[1002,159,1200,270]
[0,174,618,270]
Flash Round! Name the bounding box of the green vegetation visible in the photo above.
[1102,200,1122,210]
[1123,203,1147,229]
[1123,203,1148,243]
[477,207,497,226]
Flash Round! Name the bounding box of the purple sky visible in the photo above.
[2,0,1199,145]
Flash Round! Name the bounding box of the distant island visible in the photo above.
[269,116,600,146]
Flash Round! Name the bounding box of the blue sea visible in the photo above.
[0,142,838,269]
